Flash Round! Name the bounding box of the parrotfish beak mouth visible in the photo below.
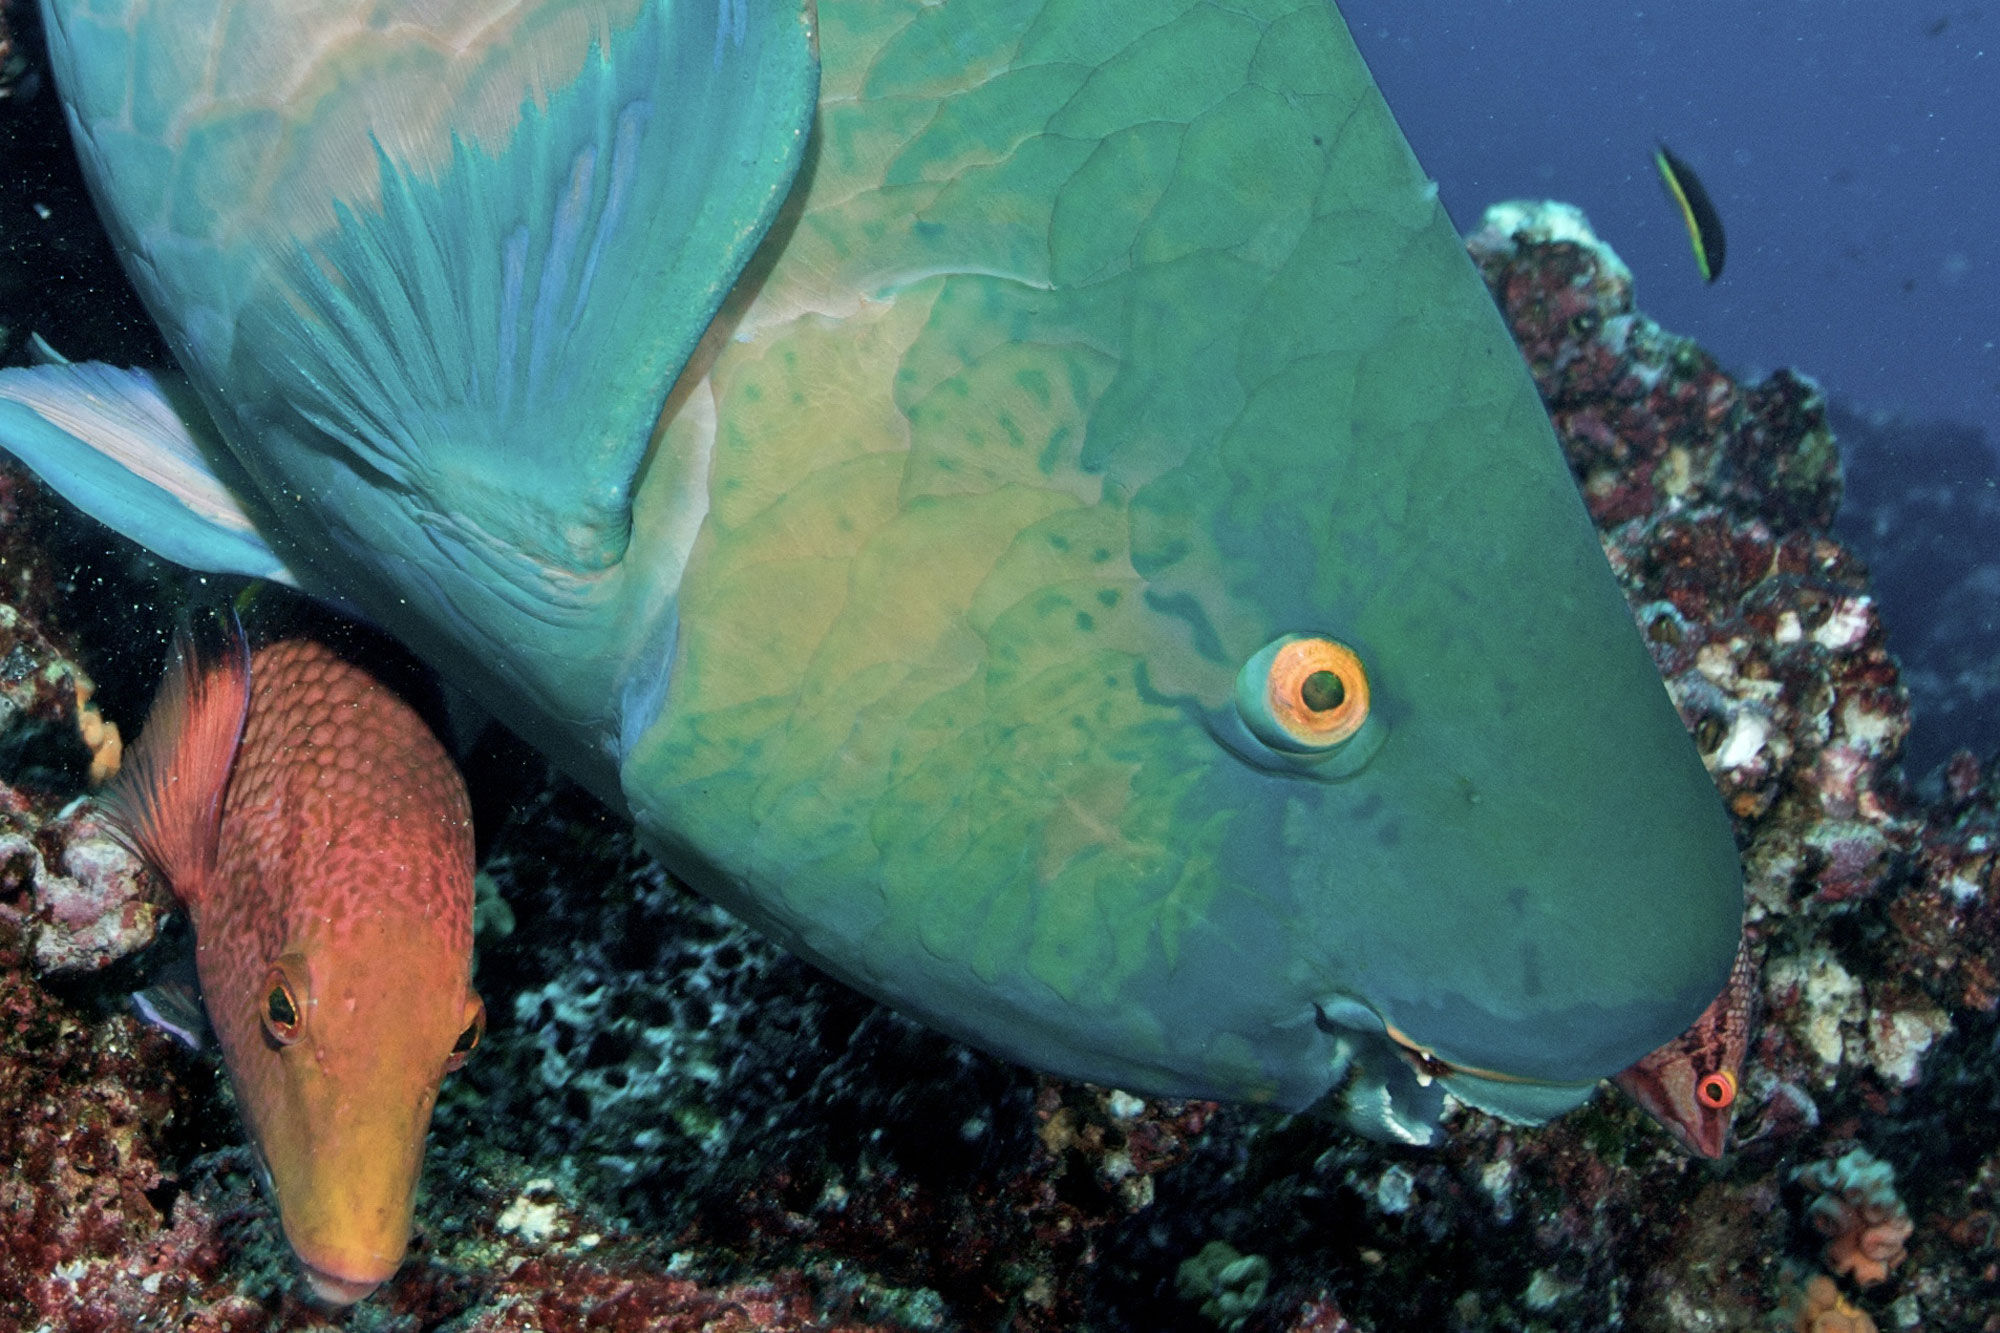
[300,1261,385,1308]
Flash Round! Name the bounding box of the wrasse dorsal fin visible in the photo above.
[99,616,252,908]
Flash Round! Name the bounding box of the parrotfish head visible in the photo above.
[1151,596,1744,1133]
[226,916,483,1307]
[627,317,1747,1143]
[594,0,1740,1145]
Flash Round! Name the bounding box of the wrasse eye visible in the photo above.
[261,967,303,1045]
[1696,1069,1737,1110]
[1236,635,1372,755]
[445,998,486,1073]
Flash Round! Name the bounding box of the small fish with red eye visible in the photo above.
[102,623,483,1306]
[1614,940,1758,1158]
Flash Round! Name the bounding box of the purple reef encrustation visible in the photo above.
[6,57,2000,1329]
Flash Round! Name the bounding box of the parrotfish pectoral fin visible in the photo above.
[0,363,293,584]
[33,0,818,790]
[97,616,252,913]
[243,1,819,578]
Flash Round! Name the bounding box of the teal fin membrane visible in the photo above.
[244,0,818,578]
[0,361,292,583]
[1335,1054,1448,1148]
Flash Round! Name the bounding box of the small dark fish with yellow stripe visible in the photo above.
[1655,141,1728,282]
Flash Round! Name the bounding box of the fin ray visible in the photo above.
[243,0,818,575]
[98,618,253,910]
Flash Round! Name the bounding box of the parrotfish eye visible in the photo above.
[260,967,303,1046]
[1235,634,1372,755]
[1696,1069,1737,1110]
[445,998,486,1073]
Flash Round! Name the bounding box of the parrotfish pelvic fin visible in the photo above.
[98,619,251,912]
[0,361,295,585]
[1615,937,1759,1158]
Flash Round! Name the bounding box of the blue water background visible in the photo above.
[1343,1,1999,459]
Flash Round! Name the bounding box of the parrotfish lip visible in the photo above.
[300,1262,385,1309]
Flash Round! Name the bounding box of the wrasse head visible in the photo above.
[240,916,485,1307]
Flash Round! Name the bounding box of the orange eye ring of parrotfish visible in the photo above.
[1235,635,1371,755]
[1696,1069,1737,1109]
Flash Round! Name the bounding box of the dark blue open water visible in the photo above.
[1345,1,2000,458]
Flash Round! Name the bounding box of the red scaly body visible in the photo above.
[104,629,482,1306]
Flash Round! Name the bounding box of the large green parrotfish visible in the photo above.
[1,0,1742,1147]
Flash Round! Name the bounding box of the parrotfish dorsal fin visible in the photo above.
[99,620,252,910]
[234,2,819,576]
